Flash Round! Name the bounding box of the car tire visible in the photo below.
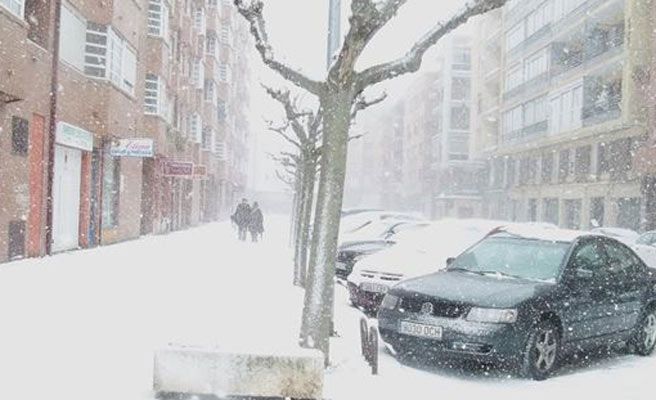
[629,306,656,356]
[520,321,560,381]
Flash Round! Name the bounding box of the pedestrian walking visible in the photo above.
[249,202,264,242]
[232,198,251,241]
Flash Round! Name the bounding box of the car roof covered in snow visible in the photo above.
[492,224,599,243]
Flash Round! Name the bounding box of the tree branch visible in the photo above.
[351,91,388,120]
[357,0,508,89]
[265,119,303,150]
[235,0,324,95]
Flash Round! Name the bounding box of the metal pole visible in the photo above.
[326,0,342,70]
[45,0,63,255]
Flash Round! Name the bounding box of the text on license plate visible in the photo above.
[360,282,388,293]
[399,321,443,340]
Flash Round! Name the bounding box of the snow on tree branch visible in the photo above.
[351,91,388,120]
[265,119,303,150]
[234,0,324,95]
[357,0,508,89]
[329,0,408,82]
[262,85,314,146]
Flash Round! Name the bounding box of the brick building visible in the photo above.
[0,0,251,263]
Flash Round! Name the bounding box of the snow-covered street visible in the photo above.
[1,217,655,400]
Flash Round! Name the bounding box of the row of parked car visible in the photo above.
[336,210,656,380]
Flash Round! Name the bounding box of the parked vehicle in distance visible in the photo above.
[378,226,656,380]
[339,211,426,237]
[347,219,508,312]
[336,221,430,279]
[341,208,383,217]
[592,227,656,267]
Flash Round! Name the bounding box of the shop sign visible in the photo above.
[193,165,208,178]
[56,122,93,151]
[110,138,154,157]
[162,161,194,177]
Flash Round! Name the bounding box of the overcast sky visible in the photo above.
[248,0,469,191]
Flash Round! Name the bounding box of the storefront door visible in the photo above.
[52,145,82,252]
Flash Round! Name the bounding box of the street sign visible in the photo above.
[56,122,93,151]
[162,161,194,177]
[111,138,154,157]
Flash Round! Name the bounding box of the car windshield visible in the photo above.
[448,236,570,282]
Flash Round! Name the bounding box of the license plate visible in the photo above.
[360,282,388,293]
[400,321,443,340]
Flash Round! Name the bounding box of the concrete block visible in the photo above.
[153,345,324,399]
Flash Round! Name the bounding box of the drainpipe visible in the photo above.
[45,0,63,255]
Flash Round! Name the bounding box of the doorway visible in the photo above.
[52,145,82,252]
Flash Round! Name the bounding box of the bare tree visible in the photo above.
[235,0,508,364]
[265,87,323,287]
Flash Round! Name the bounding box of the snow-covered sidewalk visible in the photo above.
[1,216,655,400]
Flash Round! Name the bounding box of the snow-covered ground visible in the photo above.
[0,216,655,400]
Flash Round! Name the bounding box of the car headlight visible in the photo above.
[380,294,400,310]
[466,307,518,324]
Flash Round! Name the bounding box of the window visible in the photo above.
[452,47,471,70]
[206,32,218,57]
[451,77,470,101]
[523,95,547,127]
[617,197,641,231]
[219,63,231,83]
[506,23,524,51]
[541,152,554,183]
[1,0,24,18]
[59,4,87,71]
[553,0,587,21]
[590,197,605,228]
[108,29,137,94]
[503,105,522,138]
[102,142,120,229]
[543,198,559,225]
[506,157,516,187]
[144,74,168,117]
[603,241,644,275]
[564,199,582,230]
[193,59,205,88]
[25,0,49,47]
[217,99,226,122]
[550,84,583,133]
[528,199,538,222]
[148,0,169,38]
[85,22,108,78]
[207,0,218,6]
[450,105,470,130]
[505,64,523,92]
[195,7,206,32]
[574,145,591,181]
[558,149,571,182]
[190,113,202,143]
[204,79,216,104]
[524,48,548,81]
[525,2,551,38]
[11,116,29,156]
[215,140,227,159]
[201,126,212,150]
[220,24,231,44]
[570,241,608,275]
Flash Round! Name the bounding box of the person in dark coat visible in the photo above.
[232,198,251,241]
[248,202,264,242]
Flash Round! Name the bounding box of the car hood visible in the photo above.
[392,270,555,308]
[339,240,392,253]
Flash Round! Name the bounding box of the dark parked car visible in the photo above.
[336,240,396,279]
[378,228,656,380]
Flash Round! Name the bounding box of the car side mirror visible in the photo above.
[446,257,456,266]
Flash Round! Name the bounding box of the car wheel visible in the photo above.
[630,307,656,356]
[520,321,560,381]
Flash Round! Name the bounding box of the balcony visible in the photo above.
[582,72,622,126]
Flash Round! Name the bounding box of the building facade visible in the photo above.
[0,0,251,263]
[480,0,653,231]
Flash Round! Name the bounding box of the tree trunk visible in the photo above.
[292,166,305,286]
[299,87,352,365]
[298,155,316,286]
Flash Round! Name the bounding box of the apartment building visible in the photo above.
[0,0,251,263]
[483,0,652,231]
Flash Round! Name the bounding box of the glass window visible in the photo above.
[450,236,570,282]
[59,4,87,70]
[570,241,608,276]
[1,0,24,18]
[603,241,644,275]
